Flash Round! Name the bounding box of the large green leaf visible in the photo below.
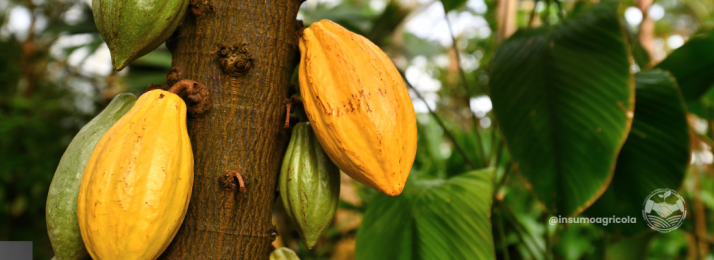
[355,169,494,260]
[583,70,689,235]
[489,2,633,216]
[656,30,714,102]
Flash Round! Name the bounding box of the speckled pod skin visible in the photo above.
[280,122,340,250]
[270,247,300,260]
[298,20,418,197]
[77,90,193,260]
[93,0,188,70]
[46,94,136,260]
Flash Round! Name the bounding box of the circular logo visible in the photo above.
[642,188,687,233]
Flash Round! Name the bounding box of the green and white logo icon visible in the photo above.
[643,188,687,233]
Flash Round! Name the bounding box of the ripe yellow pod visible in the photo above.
[77,89,193,260]
[298,20,417,196]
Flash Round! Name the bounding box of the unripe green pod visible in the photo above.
[270,247,300,260]
[46,93,137,260]
[279,122,340,250]
[93,0,188,70]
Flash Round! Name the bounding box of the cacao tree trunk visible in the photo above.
[159,1,301,259]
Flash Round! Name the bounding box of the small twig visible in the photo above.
[444,11,488,166]
[489,120,499,166]
[284,99,292,128]
[490,139,504,184]
[232,171,247,193]
[472,124,488,166]
[495,162,512,194]
[493,139,505,170]
[400,70,478,170]
[287,96,306,123]
[443,14,473,99]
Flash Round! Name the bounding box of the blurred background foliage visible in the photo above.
[2,0,714,259]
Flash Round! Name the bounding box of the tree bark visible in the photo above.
[159,1,302,259]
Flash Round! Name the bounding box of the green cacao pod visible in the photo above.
[46,93,137,260]
[270,247,300,260]
[93,0,188,70]
[279,122,340,249]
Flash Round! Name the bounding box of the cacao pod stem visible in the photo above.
[167,79,212,116]
[283,97,306,128]
[220,171,247,193]
[284,99,292,128]
[232,171,247,193]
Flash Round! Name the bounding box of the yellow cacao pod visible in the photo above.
[298,20,417,196]
[77,90,193,260]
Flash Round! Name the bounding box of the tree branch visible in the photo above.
[400,70,478,170]
[443,11,489,166]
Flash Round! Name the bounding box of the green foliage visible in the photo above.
[0,76,89,260]
[413,117,449,177]
[490,2,633,216]
[608,233,655,260]
[551,224,603,259]
[356,169,494,260]
[583,70,690,235]
[412,116,491,179]
[656,30,714,102]
[0,41,22,88]
[646,229,689,258]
